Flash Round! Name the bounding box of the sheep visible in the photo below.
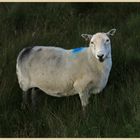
[16,29,116,110]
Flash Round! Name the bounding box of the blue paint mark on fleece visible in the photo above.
[71,47,86,54]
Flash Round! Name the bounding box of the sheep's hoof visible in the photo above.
[21,102,32,112]
[21,102,28,111]
[21,102,26,110]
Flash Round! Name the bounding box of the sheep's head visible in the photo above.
[81,29,116,62]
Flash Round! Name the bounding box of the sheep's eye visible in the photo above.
[106,39,109,42]
[91,41,95,48]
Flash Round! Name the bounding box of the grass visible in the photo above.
[0,3,140,137]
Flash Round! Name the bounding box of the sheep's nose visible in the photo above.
[97,54,104,60]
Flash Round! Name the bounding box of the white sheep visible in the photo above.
[16,29,116,110]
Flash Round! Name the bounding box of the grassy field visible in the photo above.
[0,3,140,137]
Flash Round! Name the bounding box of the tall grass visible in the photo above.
[0,3,140,137]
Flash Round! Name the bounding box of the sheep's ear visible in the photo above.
[106,29,116,36]
[81,34,92,41]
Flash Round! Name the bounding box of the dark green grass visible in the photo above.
[0,3,140,137]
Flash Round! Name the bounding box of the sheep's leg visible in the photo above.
[74,78,91,112]
[79,92,90,112]
[31,88,46,112]
[31,88,45,111]
[31,87,38,110]
[22,89,32,110]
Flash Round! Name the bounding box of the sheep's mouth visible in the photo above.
[99,58,104,62]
